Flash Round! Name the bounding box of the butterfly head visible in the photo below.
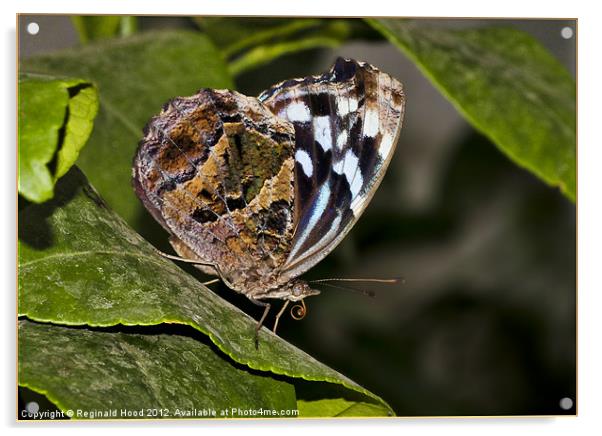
[273,279,320,302]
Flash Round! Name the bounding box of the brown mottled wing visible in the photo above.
[259,58,405,280]
[133,89,296,289]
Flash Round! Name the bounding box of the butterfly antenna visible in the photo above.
[315,281,376,297]
[311,277,405,297]
[311,277,404,285]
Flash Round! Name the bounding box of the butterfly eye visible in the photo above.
[292,284,303,296]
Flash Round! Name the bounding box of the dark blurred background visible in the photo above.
[19,16,576,416]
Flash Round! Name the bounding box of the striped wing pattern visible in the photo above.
[260,58,405,280]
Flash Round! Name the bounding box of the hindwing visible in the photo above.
[133,89,296,289]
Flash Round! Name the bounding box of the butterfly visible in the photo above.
[132,58,405,346]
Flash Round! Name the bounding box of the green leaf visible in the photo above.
[196,17,353,76]
[18,74,98,203]
[228,37,342,77]
[19,320,296,419]
[196,17,324,56]
[54,84,99,179]
[298,398,388,417]
[18,167,393,417]
[368,19,576,201]
[21,31,234,227]
[71,16,138,43]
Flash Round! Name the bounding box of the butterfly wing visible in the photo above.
[133,89,297,288]
[259,58,405,279]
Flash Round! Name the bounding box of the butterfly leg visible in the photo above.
[202,278,220,286]
[155,250,215,266]
[273,300,290,335]
[154,250,237,290]
[250,299,271,350]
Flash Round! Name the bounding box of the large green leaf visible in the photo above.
[18,167,393,417]
[21,31,234,227]
[368,19,576,201]
[19,320,296,419]
[18,74,98,203]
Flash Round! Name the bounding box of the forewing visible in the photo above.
[259,58,405,279]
